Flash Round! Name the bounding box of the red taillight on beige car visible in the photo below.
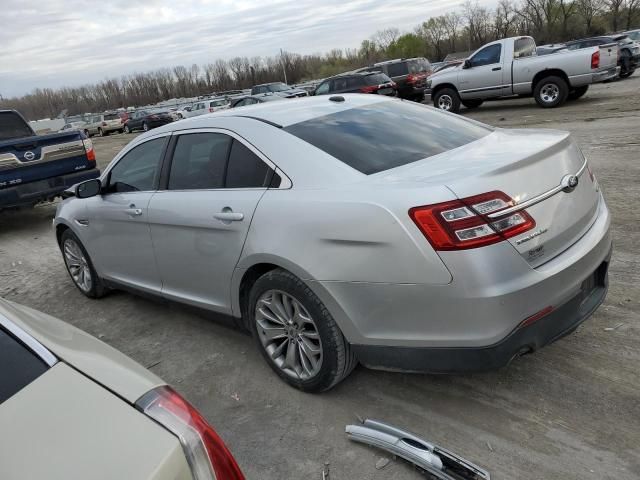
[409,191,535,250]
[137,386,245,480]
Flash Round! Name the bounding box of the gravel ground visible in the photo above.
[1,77,639,479]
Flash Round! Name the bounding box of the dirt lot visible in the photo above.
[1,77,639,479]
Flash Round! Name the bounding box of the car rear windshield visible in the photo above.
[364,73,391,86]
[0,111,34,141]
[284,101,491,174]
[0,327,48,404]
[104,113,119,120]
[211,100,227,106]
[408,58,430,73]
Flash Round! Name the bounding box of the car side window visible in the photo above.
[333,78,347,90]
[168,133,232,190]
[225,140,271,188]
[470,44,502,67]
[315,82,330,95]
[386,62,408,77]
[514,38,536,58]
[108,138,166,193]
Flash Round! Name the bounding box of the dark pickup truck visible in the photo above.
[0,110,100,209]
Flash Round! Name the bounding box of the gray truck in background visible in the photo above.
[426,36,620,113]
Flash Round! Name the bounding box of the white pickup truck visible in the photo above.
[426,36,619,113]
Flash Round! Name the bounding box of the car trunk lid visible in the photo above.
[379,128,601,267]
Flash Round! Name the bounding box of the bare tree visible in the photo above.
[605,0,625,30]
[558,0,577,37]
[371,28,401,51]
[576,0,605,33]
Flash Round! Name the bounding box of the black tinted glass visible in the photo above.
[169,133,232,190]
[364,73,390,85]
[226,140,271,188]
[109,138,165,192]
[0,328,48,404]
[104,113,119,120]
[284,101,490,175]
[0,112,33,140]
[386,63,408,77]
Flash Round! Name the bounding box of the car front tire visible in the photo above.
[60,229,106,299]
[248,268,357,392]
[433,88,461,113]
[124,125,131,134]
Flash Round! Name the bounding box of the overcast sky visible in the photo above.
[0,0,468,98]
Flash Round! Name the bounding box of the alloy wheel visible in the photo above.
[63,238,92,293]
[255,290,323,380]
[540,83,559,103]
[437,94,453,111]
[143,123,149,132]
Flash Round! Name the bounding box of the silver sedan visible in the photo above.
[54,94,612,392]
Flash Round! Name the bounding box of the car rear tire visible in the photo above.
[143,122,149,132]
[60,229,107,299]
[619,69,634,79]
[433,88,461,113]
[84,129,91,138]
[462,99,484,109]
[124,125,131,134]
[568,85,589,100]
[534,76,568,108]
[98,128,104,137]
[248,268,357,392]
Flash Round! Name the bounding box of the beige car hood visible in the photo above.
[0,298,163,403]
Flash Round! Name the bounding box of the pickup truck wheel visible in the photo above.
[249,268,357,392]
[568,85,589,100]
[60,229,107,299]
[534,76,568,108]
[433,88,461,113]
[462,99,484,109]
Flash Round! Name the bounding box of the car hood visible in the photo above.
[0,298,164,403]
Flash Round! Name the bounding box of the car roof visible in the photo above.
[151,94,390,130]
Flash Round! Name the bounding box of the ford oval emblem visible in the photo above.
[561,174,579,192]
[23,151,35,161]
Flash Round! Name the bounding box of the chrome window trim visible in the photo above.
[487,159,588,219]
[169,127,292,189]
[0,311,57,367]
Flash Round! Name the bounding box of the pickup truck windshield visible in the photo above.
[285,101,491,174]
[0,111,34,141]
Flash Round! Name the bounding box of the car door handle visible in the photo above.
[213,209,244,223]
[125,204,143,217]
[492,67,502,71]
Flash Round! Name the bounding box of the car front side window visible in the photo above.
[107,137,166,193]
[315,82,330,95]
[470,44,502,67]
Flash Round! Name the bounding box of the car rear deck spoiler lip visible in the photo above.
[346,418,490,480]
[486,158,588,219]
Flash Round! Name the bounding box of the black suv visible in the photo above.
[359,58,431,100]
[566,35,640,78]
[313,72,397,96]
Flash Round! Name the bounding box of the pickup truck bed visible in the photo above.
[0,110,99,209]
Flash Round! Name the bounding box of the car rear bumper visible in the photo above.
[0,168,100,208]
[352,252,610,373]
[592,66,621,83]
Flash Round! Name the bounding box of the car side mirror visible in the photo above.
[463,59,472,69]
[75,178,102,199]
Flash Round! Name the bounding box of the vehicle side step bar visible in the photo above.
[345,419,490,479]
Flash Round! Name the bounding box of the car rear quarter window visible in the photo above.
[284,101,491,175]
[0,328,48,404]
[364,73,391,86]
[169,133,231,190]
[0,111,34,141]
[514,37,536,58]
[386,62,408,77]
[226,140,271,188]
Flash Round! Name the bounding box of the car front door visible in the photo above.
[147,130,274,312]
[82,135,169,293]
[458,43,504,99]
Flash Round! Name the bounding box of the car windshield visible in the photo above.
[364,73,391,86]
[211,99,227,106]
[284,101,491,174]
[104,113,119,120]
[628,31,640,40]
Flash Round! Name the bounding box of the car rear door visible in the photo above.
[147,129,274,312]
[82,135,168,293]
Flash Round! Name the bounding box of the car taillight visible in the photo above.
[137,386,245,480]
[591,50,600,69]
[102,121,107,126]
[360,85,378,93]
[409,191,535,250]
[82,138,96,164]
[209,107,215,112]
